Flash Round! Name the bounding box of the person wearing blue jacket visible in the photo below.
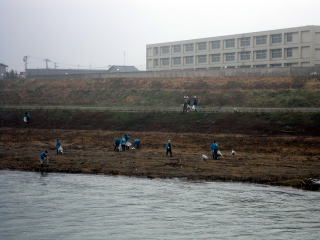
[134,139,141,149]
[114,139,121,151]
[40,150,49,165]
[210,140,219,160]
[56,139,62,155]
[165,140,173,157]
[120,137,126,152]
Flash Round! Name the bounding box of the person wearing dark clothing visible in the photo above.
[134,139,141,149]
[56,139,62,155]
[114,139,121,151]
[23,112,31,125]
[192,96,198,111]
[40,150,49,165]
[124,134,129,142]
[210,140,219,160]
[165,140,173,157]
[125,135,131,150]
[183,102,188,112]
[120,137,126,152]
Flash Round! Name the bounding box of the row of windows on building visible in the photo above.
[150,63,303,70]
[149,32,297,56]
[150,48,295,67]
[151,62,302,69]
[213,62,300,68]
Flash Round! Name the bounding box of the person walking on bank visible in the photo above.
[165,140,173,157]
[210,140,219,160]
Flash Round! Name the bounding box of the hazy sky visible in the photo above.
[0,0,319,71]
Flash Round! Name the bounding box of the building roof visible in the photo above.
[107,65,139,73]
[0,63,8,67]
[146,25,320,46]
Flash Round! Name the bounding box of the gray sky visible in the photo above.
[0,0,319,71]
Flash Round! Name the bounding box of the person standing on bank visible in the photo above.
[134,138,141,149]
[23,112,31,126]
[120,137,126,152]
[165,140,173,157]
[114,139,121,151]
[192,96,198,112]
[56,139,62,155]
[210,140,219,160]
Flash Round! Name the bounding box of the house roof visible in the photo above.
[0,63,8,67]
[107,65,139,73]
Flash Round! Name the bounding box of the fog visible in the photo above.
[0,0,319,71]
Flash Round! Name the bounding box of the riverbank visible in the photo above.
[1,127,320,190]
[1,76,320,108]
[1,108,320,135]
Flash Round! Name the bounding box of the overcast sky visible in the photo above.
[0,0,319,71]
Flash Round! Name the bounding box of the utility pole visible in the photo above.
[123,51,126,65]
[44,58,50,69]
[23,56,29,70]
[54,62,58,69]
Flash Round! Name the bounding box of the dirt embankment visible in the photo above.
[1,76,320,107]
[2,109,320,135]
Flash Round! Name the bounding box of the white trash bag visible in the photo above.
[201,154,208,160]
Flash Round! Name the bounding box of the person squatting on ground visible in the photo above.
[56,139,63,155]
[40,150,49,165]
[210,140,219,160]
[134,138,141,149]
[23,112,31,126]
[165,140,173,157]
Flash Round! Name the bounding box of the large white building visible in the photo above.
[146,25,320,71]
[0,63,8,79]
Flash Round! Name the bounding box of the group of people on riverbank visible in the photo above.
[28,109,223,165]
[113,134,141,152]
[40,137,221,165]
[183,96,199,112]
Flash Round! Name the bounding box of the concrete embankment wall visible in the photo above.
[26,66,320,79]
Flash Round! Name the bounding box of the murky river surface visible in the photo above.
[0,170,320,240]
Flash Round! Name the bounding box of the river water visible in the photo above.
[0,170,319,240]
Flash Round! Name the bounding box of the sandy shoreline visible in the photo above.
[1,128,320,190]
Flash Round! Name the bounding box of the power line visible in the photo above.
[25,55,111,70]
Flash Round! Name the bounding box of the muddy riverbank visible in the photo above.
[1,127,320,190]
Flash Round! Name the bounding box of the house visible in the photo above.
[0,63,8,79]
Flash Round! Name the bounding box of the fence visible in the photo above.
[2,105,320,113]
[25,66,320,79]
